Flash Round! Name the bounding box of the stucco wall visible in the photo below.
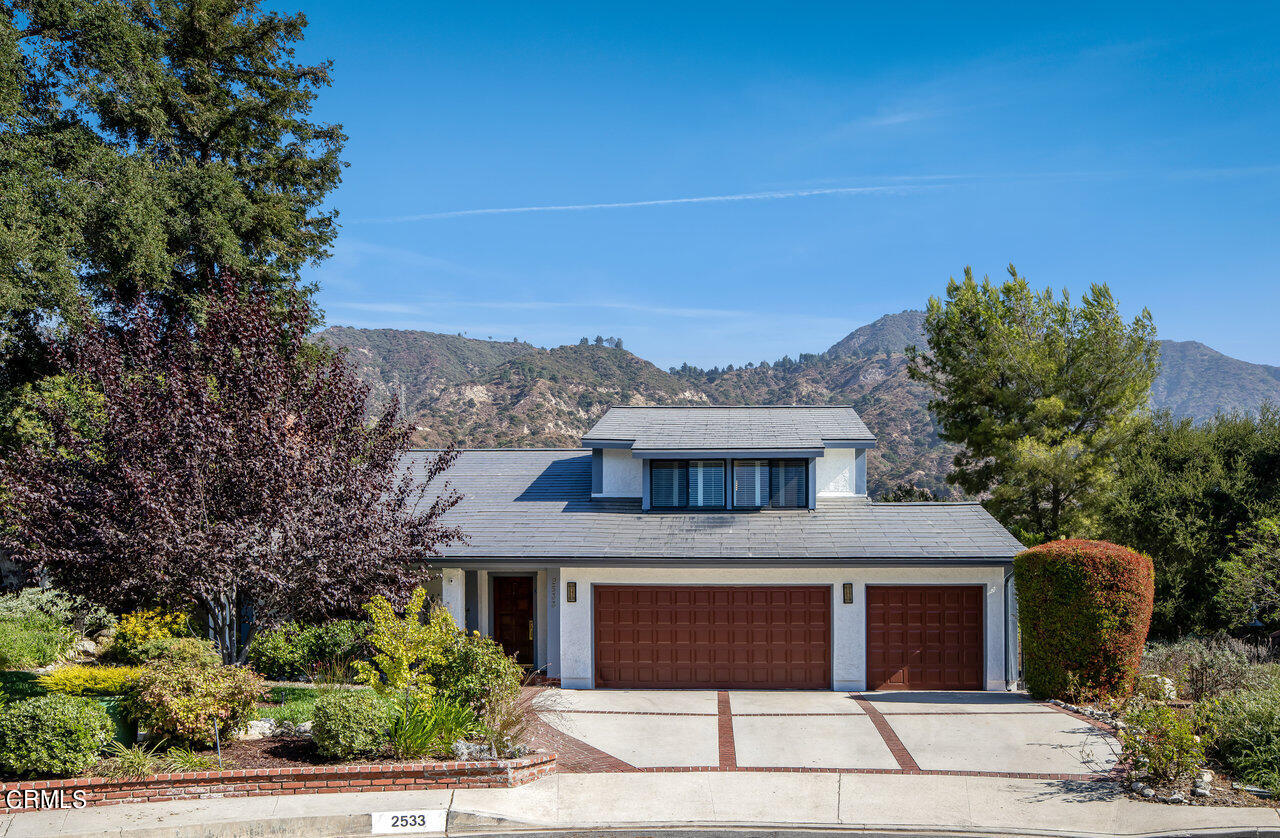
[553,565,1009,691]
[816,449,859,497]
[598,449,642,497]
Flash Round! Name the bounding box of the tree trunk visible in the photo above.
[206,593,238,665]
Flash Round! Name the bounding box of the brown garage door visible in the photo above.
[867,585,984,690]
[594,585,830,689]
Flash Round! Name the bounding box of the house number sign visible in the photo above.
[371,809,447,834]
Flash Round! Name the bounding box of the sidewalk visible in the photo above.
[3,771,1278,838]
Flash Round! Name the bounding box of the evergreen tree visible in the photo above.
[908,265,1159,543]
[1,0,345,395]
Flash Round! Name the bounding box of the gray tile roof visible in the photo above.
[581,406,875,450]
[408,450,1024,563]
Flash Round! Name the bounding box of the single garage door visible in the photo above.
[594,585,830,689]
[866,585,984,690]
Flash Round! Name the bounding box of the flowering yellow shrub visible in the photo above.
[39,665,144,696]
[111,608,190,662]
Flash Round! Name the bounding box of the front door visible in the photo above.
[492,576,535,666]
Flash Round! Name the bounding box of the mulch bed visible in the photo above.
[1127,774,1277,808]
[217,735,329,769]
[147,736,493,772]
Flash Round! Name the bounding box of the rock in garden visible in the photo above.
[452,741,497,761]
[1138,674,1178,701]
[1192,787,1210,797]
[241,719,276,740]
[295,721,313,736]
[1167,793,1186,804]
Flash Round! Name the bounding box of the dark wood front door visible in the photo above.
[593,585,831,689]
[866,585,984,690]
[493,576,535,666]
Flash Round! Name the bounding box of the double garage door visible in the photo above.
[593,584,983,690]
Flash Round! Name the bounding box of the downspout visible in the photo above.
[1003,566,1019,691]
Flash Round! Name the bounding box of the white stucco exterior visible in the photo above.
[597,448,642,497]
[816,448,863,497]
[438,563,1013,693]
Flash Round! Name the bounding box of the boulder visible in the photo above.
[240,719,277,740]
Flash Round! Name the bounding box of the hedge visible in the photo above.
[1015,539,1154,700]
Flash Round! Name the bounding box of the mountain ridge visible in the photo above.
[315,312,1280,498]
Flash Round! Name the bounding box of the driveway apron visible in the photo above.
[529,688,1120,778]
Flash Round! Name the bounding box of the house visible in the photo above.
[414,405,1025,692]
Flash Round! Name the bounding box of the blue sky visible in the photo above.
[296,2,1280,369]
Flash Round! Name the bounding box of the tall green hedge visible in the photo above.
[1015,539,1154,700]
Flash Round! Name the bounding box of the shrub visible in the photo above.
[0,694,112,777]
[1198,682,1280,792]
[39,665,143,696]
[479,684,535,758]
[163,745,227,771]
[389,698,479,760]
[1016,540,1154,700]
[131,660,263,746]
[247,620,369,681]
[133,637,221,667]
[246,622,308,680]
[0,612,75,669]
[1120,698,1205,785]
[428,630,523,716]
[356,589,452,701]
[304,620,370,671]
[312,689,392,760]
[108,608,190,663]
[0,588,114,636]
[1143,637,1260,700]
[96,741,163,780]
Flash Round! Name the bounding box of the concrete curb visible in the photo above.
[448,826,1280,838]
[40,817,1280,838]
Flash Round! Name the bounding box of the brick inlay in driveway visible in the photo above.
[854,695,921,771]
[716,691,738,769]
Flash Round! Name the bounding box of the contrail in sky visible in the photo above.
[355,184,927,223]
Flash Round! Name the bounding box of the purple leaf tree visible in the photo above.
[1,285,462,662]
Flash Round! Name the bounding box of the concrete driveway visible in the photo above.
[530,689,1118,778]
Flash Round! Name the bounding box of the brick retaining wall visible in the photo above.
[0,751,556,814]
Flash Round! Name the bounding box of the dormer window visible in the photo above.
[651,459,725,509]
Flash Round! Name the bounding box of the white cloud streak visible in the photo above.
[354,183,925,224]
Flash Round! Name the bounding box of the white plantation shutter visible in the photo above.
[688,460,725,508]
[734,459,768,507]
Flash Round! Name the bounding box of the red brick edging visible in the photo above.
[853,695,921,771]
[716,691,738,770]
[0,751,556,815]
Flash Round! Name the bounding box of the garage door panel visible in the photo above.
[867,585,984,690]
[594,585,830,689]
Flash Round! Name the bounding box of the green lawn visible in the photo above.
[256,685,320,725]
